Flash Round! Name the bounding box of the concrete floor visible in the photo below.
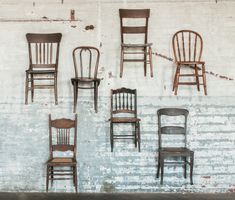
[0,193,235,200]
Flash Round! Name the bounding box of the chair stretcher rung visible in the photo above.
[178,82,197,85]
[48,178,73,180]
[179,74,203,77]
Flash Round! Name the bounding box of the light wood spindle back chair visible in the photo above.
[172,30,207,95]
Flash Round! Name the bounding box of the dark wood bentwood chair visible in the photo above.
[25,33,62,105]
[119,9,153,78]
[110,88,140,152]
[157,108,194,185]
[172,30,207,95]
[46,114,78,192]
[71,46,101,113]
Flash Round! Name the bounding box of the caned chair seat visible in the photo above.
[46,115,78,192]
[110,117,140,123]
[121,43,153,48]
[47,157,77,165]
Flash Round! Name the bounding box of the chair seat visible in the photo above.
[177,61,205,65]
[26,69,56,74]
[110,117,140,123]
[160,147,193,156]
[71,77,101,83]
[161,126,186,134]
[121,43,152,48]
[47,157,77,166]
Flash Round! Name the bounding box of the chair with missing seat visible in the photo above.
[25,33,62,104]
[119,9,153,77]
[157,108,194,185]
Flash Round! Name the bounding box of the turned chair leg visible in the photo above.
[144,47,147,77]
[149,46,153,77]
[194,64,200,91]
[174,65,181,95]
[202,64,207,95]
[94,81,98,113]
[110,122,114,152]
[160,156,164,185]
[46,165,49,192]
[73,83,78,113]
[137,122,141,152]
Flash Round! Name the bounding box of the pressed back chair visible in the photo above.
[110,87,140,152]
[71,46,101,113]
[172,30,207,95]
[157,108,194,185]
[25,33,62,104]
[46,114,78,192]
[119,9,153,77]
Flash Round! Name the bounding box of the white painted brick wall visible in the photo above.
[0,0,234,193]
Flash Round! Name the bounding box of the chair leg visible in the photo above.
[160,156,164,185]
[134,122,137,148]
[51,166,54,186]
[74,165,78,193]
[149,46,153,78]
[184,157,187,179]
[25,72,29,104]
[110,122,114,152]
[194,64,200,91]
[144,47,147,77]
[120,47,124,78]
[54,74,58,105]
[46,165,49,192]
[172,66,178,92]
[73,82,78,113]
[202,64,207,95]
[174,65,181,95]
[157,151,160,178]
[190,152,194,185]
[137,121,141,152]
[30,74,34,102]
[94,82,98,113]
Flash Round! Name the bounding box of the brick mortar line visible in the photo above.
[154,52,234,81]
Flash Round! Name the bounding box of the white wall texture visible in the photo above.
[0,0,234,193]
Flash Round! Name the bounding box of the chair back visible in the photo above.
[111,87,137,117]
[172,30,203,62]
[73,46,100,79]
[157,108,189,149]
[119,9,150,44]
[49,114,77,159]
[26,33,62,70]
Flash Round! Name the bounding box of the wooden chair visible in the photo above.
[71,46,101,113]
[110,87,140,152]
[172,30,207,95]
[46,114,78,192]
[25,33,62,105]
[119,9,153,78]
[157,108,194,185]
